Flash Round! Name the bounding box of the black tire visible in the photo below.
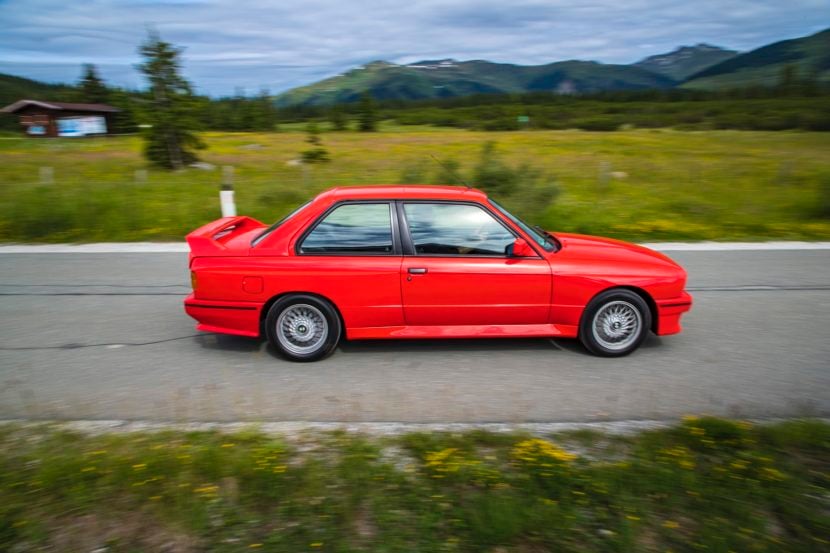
[265,294,341,362]
[579,289,651,357]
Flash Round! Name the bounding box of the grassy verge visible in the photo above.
[0,129,829,243]
[1,418,827,551]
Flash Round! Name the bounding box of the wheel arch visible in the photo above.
[260,291,346,339]
[584,285,658,334]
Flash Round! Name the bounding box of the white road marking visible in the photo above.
[641,241,830,251]
[1,242,830,254]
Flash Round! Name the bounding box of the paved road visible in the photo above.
[1,249,828,423]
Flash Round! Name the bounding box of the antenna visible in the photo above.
[429,154,471,188]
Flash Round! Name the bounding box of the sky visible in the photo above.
[0,0,827,97]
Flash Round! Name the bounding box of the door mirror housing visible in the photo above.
[507,237,535,257]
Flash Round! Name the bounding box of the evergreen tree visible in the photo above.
[301,122,330,163]
[137,31,205,169]
[328,105,348,131]
[255,89,278,131]
[358,92,377,132]
[79,64,108,104]
[107,89,139,133]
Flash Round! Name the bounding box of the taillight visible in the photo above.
[190,271,198,291]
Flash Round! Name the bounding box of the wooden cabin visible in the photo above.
[0,99,120,137]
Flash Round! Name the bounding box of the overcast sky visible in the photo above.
[0,0,827,96]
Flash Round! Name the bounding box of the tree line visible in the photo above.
[2,31,828,169]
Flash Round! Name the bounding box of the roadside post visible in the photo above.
[39,166,54,184]
[220,165,236,217]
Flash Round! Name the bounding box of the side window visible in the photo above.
[403,203,516,256]
[300,203,393,254]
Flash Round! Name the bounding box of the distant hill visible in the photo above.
[275,59,676,106]
[634,44,738,81]
[683,28,830,89]
[0,73,76,108]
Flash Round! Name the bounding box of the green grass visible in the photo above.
[1,418,827,551]
[0,128,829,242]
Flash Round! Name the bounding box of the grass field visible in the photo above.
[0,127,829,242]
[1,418,827,552]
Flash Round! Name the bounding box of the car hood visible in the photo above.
[552,232,682,269]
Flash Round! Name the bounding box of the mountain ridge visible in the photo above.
[633,44,738,81]
[683,28,830,89]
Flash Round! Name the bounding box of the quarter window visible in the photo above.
[300,203,393,254]
[403,203,515,256]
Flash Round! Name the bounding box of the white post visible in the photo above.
[220,165,236,217]
[220,189,236,217]
[39,166,54,184]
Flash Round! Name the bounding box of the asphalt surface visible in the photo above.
[1,249,828,423]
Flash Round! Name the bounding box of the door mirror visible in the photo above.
[507,237,534,257]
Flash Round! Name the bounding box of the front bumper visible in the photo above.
[655,291,693,335]
[184,294,262,338]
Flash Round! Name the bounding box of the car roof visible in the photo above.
[317,185,488,201]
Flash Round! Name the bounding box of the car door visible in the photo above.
[398,201,552,326]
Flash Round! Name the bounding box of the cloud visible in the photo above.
[0,0,826,96]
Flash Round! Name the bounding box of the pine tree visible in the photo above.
[301,123,330,163]
[79,64,109,104]
[358,92,377,132]
[107,89,139,134]
[137,31,205,169]
[328,105,348,131]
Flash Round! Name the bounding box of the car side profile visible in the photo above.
[184,185,692,361]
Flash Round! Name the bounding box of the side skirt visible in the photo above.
[346,324,579,340]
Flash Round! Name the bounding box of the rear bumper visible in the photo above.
[184,294,262,338]
[655,291,693,336]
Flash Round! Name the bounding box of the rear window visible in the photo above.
[299,203,394,254]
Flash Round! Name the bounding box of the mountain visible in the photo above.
[634,44,738,81]
[683,28,830,89]
[275,59,676,106]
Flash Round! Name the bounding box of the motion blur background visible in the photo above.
[1,1,828,551]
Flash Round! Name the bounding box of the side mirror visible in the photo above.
[507,237,534,257]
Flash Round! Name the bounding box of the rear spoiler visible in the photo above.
[186,216,265,259]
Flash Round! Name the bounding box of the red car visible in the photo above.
[185,185,691,361]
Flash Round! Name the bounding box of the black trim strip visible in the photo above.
[185,303,258,311]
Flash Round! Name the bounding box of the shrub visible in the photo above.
[572,117,620,131]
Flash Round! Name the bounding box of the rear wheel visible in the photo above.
[579,289,651,357]
[265,295,341,362]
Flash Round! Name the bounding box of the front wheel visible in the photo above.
[265,295,341,362]
[579,289,651,357]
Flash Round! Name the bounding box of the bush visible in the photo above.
[572,117,620,131]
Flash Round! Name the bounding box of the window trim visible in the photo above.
[295,200,401,256]
[397,200,542,259]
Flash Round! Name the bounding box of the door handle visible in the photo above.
[408,268,428,274]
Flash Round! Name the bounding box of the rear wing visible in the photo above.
[186,216,265,260]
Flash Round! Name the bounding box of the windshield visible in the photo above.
[251,200,312,246]
[488,199,558,252]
